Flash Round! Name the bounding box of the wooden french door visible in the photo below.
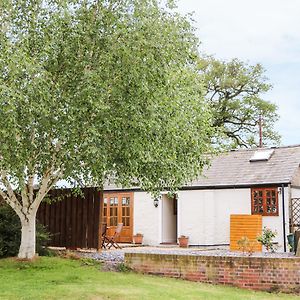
[103,192,133,243]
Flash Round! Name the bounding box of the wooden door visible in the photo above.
[103,192,133,243]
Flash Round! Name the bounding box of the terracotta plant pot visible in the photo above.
[178,236,189,248]
[133,234,144,244]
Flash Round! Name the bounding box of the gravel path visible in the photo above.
[77,249,125,271]
[124,247,296,258]
[77,246,296,263]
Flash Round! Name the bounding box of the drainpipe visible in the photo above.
[281,184,287,252]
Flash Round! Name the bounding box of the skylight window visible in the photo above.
[249,149,274,162]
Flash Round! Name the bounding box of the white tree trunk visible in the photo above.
[18,213,37,259]
[1,168,61,259]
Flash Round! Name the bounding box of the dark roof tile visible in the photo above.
[189,145,300,187]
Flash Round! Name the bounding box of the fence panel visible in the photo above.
[37,187,102,250]
[230,214,262,252]
[291,198,300,230]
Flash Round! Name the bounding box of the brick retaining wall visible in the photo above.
[125,253,300,293]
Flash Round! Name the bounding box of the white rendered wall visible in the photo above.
[177,189,251,246]
[133,187,290,251]
[291,186,300,198]
[133,192,161,245]
[177,188,289,251]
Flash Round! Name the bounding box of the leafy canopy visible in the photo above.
[0,0,214,195]
[198,56,280,148]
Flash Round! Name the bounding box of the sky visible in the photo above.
[176,0,300,146]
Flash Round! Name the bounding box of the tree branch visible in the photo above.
[0,172,21,208]
[0,188,22,217]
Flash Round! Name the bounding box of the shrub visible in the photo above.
[117,263,131,273]
[0,205,21,258]
[0,204,51,258]
[257,227,278,252]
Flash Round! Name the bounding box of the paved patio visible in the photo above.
[76,244,295,266]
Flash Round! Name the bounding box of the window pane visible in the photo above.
[122,197,130,206]
[121,216,130,226]
[253,189,264,214]
[103,197,108,217]
[252,188,277,216]
[110,216,117,226]
[110,197,118,206]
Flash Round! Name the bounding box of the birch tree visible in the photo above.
[0,0,214,259]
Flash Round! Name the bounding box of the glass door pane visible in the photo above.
[121,196,130,227]
[109,197,118,226]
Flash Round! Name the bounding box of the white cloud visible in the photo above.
[177,0,300,145]
[177,0,300,64]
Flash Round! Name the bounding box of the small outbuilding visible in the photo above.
[102,145,300,251]
[38,145,300,252]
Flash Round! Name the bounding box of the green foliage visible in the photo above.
[0,0,214,195]
[0,205,51,258]
[117,262,132,273]
[0,0,215,258]
[80,258,102,268]
[257,227,278,252]
[198,56,280,148]
[36,223,53,257]
[0,205,21,258]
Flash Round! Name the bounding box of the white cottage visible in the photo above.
[103,145,300,252]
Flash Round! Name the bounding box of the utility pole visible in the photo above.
[259,114,263,148]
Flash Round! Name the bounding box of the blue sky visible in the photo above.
[177,0,300,146]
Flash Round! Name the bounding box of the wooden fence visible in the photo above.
[230,214,262,252]
[37,187,103,250]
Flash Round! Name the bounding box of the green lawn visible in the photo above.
[0,257,298,300]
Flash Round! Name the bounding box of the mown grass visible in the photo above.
[0,257,298,300]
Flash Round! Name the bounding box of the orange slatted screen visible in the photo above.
[230,214,262,252]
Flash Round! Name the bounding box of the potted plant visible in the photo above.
[178,235,189,248]
[133,233,144,244]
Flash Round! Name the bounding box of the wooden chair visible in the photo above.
[106,223,123,249]
[101,223,109,249]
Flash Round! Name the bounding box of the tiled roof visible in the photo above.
[104,145,300,190]
[188,145,300,188]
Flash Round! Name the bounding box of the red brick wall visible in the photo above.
[125,253,300,293]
